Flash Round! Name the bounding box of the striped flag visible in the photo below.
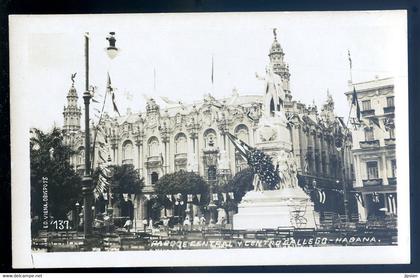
[107,72,120,116]
[351,87,361,122]
[348,50,352,70]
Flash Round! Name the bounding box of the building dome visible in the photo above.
[146,98,160,114]
[67,85,78,98]
[269,38,283,56]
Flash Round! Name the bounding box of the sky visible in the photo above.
[13,11,407,130]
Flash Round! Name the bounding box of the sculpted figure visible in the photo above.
[252,174,264,192]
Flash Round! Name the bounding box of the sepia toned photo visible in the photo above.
[10,11,410,267]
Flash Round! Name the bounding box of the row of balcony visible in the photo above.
[359,138,395,149]
[360,106,395,117]
[362,177,397,187]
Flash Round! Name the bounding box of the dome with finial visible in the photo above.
[67,84,78,98]
[146,98,160,114]
[269,28,283,56]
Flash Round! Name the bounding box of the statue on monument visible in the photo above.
[276,150,299,189]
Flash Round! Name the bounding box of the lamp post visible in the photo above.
[81,32,119,238]
[335,129,349,222]
[81,32,93,237]
[204,148,218,224]
[75,202,80,235]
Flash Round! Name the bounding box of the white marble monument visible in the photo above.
[232,61,318,230]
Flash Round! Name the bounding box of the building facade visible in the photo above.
[62,33,353,223]
[345,77,397,221]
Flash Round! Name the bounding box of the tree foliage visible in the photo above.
[93,164,144,195]
[154,170,209,195]
[154,170,209,208]
[30,128,82,222]
[224,167,254,202]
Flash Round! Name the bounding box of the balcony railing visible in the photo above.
[362,178,383,187]
[361,109,375,117]
[174,153,187,166]
[145,155,163,167]
[388,177,397,186]
[383,106,395,114]
[122,159,134,165]
[384,138,396,146]
[359,140,380,148]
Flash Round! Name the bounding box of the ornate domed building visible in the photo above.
[63,31,355,227]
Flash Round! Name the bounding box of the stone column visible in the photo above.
[381,154,389,185]
[323,137,330,177]
[135,136,143,177]
[292,125,301,170]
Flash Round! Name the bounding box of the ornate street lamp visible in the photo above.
[106,32,119,60]
[81,32,119,237]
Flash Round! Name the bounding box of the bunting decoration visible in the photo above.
[387,194,397,214]
[354,192,365,207]
[196,194,201,203]
[166,194,172,201]
[372,192,380,203]
[187,194,193,202]
[212,193,218,201]
[222,193,227,202]
[228,192,234,200]
[317,189,326,204]
[145,194,150,200]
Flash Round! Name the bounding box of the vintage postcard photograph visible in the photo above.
[10,11,410,268]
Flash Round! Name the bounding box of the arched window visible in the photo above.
[151,172,159,184]
[122,140,133,164]
[77,147,85,165]
[235,124,249,144]
[148,137,159,157]
[175,133,187,154]
[204,129,217,149]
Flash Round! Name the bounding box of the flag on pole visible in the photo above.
[351,87,361,122]
[337,117,346,128]
[348,50,352,70]
[107,72,120,116]
[369,117,382,130]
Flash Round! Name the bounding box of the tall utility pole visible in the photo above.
[81,32,93,236]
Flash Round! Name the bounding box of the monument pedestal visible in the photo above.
[233,187,318,230]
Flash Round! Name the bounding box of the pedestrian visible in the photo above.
[200,216,206,226]
[183,216,191,227]
[142,219,148,231]
[123,219,132,233]
[193,215,200,226]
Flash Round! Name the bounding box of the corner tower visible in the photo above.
[63,77,82,132]
[269,28,292,102]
